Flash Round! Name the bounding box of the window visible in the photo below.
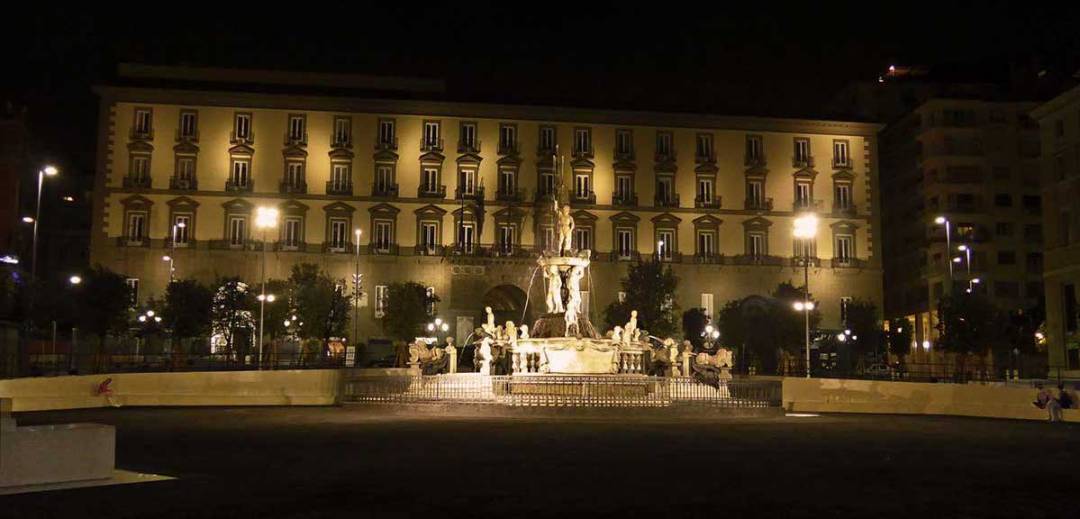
[460,169,477,195]
[125,278,140,308]
[426,287,437,316]
[378,119,396,147]
[1024,224,1043,242]
[1061,211,1071,246]
[1022,195,1041,212]
[286,161,305,188]
[701,293,715,319]
[746,180,764,207]
[460,122,478,150]
[133,109,152,136]
[618,291,627,303]
[423,121,440,148]
[176,157,195,182]
[231,159,250,187]
[498,168,516,195]
[234,113,252,141]
[836,235,854,263]
[375,285,388,318]
[1055,119,1065,138]
[955,223,975,241]
[696,133,714,161]
[422,168,439,192]
[1027,252,1043,272]
[995,222,1013,236]
[657,230,675,260]
[997,251,1016,265]
[994,193,1012,207]
[540,171,556,197]
[458,223,476,253]
[697,177,714,203]
[374,220,393,253]
[131,155,150,181]
[574,173,591,199]
[179,110,198,139]
[1055,154,1066,181]
[172,215,191,245]
[574,128,592,155]
[656,131,673,158]
[616,129,633,156]
[657,176,675,204]
[539,126,556,152]
[794,138,811,164]
[833,140,850,167]
[795,181,812,208]
[229,216,247,246]
[375,165,394,193]
[539,226,555,251]
[834,183,852,210]
[574,227,593,252]
[745,135,763,163]
[615,175,633,201]
[283,217,303,248]
[498,225,515,253]
[616,228,634,259]
[333,117,351,147]
[795,237,814,259]
[748,232,766,257]
[421,222,439,253]
[331,163,351,191]
[330,218,348,251]
[126,212,147,242]
[499,124,517,153]
[697,231,716,257]
[287,114,306,143]
[840,297,853,323]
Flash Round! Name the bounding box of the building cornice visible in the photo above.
[1031,84,1080,120]
[94,85,883,137]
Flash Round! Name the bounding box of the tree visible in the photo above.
[381,282,439,341]
[210,277,256,358]
[74,265,133,360]
[681,307,709,350]
[715,282,821,374]
[770,281,821,357]
[289,264,352,346]
[261,278,293,341]
[843,299,883,364]
[603,260,680,338]
[163,279,213,349]
[936,292,1005,377]
[887,317,913,364]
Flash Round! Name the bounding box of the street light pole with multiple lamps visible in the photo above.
[255,207,279,366]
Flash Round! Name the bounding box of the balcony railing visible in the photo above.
[696,153,716,164]
[695,195,722,209]
[732,254,785,266]
[115,236,151,248]
[274,241,309,252]
[655,193,680,208]
[375,138,398,151]
[609,251,642,262]
[371,244,401,256]
[279,181,308,194]
[498,141,520,155]
[833,203,857,216]
[745,197,773,211]
[792,156,815,169]
[226,179,253,192]
[612,192,638,207]
[123,176,151,189]
[457,140,481,153]
[614,149,635,162]
[833,157,852,169]
[572,145,594,158]
[658,252,684,263]
[420,138,444,153]
[694,253,724,265]
[414,244,445,256]
[129,127,154,141]
[744,155,766,167]
[497,188,526,202]
[456,185,484,201]
[165,237,196,249]
[284,132,308,146]
[654,151,676,163]
[793,199,823,212]
[790,256,822,268]
[417,184,447,198]
[208,239,256,251]
[371,183,399,198]
[321,241,351,253]
[175,129,199,143]
[571,191,596,205]
[831,257,867,269]
[331,135,352,149]
[230,131,255,145]
[326,181,353,196]
[169,176,197,190]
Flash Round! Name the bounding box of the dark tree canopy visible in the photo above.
[936,292,1005,358]
[716,282,821,373]
[381,281,440,341]
[289,263,351,344]
[74,265,132,351]
[843,298,882,359]
[887,317,914,361]
[163,279,213,341]
[603,260,680,338]
[681,307,709,349]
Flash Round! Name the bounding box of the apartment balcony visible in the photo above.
[497,188,526,203]
[655,193,680,208]
[279,181,308,195]
[169,176,198,191]
[370,244,401,256]
[175,129,199,143]
[658,252,684,264]
[325,180,353,196]
[492,244,533,258]
[230,131,255,146]
[165,237,196,249]
[417,184,447,199]
[208,239,257,251]
[731,254,785,266]
[129,127,154,141]
[498,141,520,155]
[571,191,597,205]
[792,156,815,169]
[695,195,722,209]
[414,244,445,256]
[371,183,399,198]
[696,153,717,165]
[455,185,485,202]
[745,197,773,211]
[832,158,852,169]
[122,175,152,189]
[331,136,352,149]
[833,203,858,217]
[534,188,556,203]
[572,145,594,159]
[225,179,253,193]
[612,191,638,207]
[375,138,398,151]
[274,241,310,253]
[790,256,822,268]
[457,140,481,154]
[654,151,676,163]
[694,253,725,265]
[831,257,867,269]
[744,156,766,168]
[793,199,824,212]
[420,138,444,153]
[283,132,308,147]
[614,149,635,162]
[115,236,151,248]
[609,251,642,262]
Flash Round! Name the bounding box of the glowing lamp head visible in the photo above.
[138,315,147,322]
[68,275,82,285]
[441,323,449,332]
[146,310,154,317]
[705,325,714,334]
[837,333,846,342]
[355,229,362,237]
[934,216,947,225]
[953,257,962,263]
[154,316,162,323]
[427,323,435,332]
[43,166,58,176]
[793,214,819,239]
[957,245,968,251]
[793,302,805,311]
[922,340,931,349]
[255,207,280,229]
[435,318,443,326]
[22,216,34,224]
[971,278,981,284]
[711,331,720,339]
[162,255,172,262]
[176,221,187,228]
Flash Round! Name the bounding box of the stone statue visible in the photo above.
[519,324,530,339]
[543,265,564,314]
[505,321,517,346]
[665,338,680,376]
[623,310,638,344]
[567,265,584,310]
[555,201,575,256]
[564,296,580,337]
[482,306,497,337]
[610,326,623,343]
[478,337,493,376]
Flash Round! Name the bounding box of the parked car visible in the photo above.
[864,364,891,379]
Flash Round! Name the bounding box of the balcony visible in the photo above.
[279,181,308,195]
[115,236,150,248]
[833,203,858,217]
[571,191,596,205]
[208,239,256,251]
[614,148,635,162]
[417,184,447,199]
[745,197,773,211]
[732,254,785,266]
[414,244,445,256]
[375,138,398,151]
[129,127,154,141]
[331,136,352,149]
[455,185,484,202]
[791,256,822,268]
[609,251,642,262]
[326,180,353,196]
[420,138,444,153]
[175,129,199,143]
[275,241,309,253]
[831,257,867,269]
[225,179,253,192]
[284,132,308,147]
[694,253,724,265]
[496,188,526,203]
[165,237,195,249]
[658,252,684,264]
[371,183,399,198]
[655,192,680,208]
[572,145,594,159]
[696,153,716,165]
[230,131,255,145]
[612,191,638,207]
[169,176,198,190]
[792,156,815,169]
[793,199,823,212]
[457,140,481,154]
[498,141,520,155]
[123,176,152,189]
[744,155,766,168]
[654,151,676,163]
[321,241,351,253]
[371,244,401,256]
[534,188,556,203]
[695,195,722,209]
[833,158,852,169]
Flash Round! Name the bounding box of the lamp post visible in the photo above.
[967,277,981,294]
[353,228,362,361]
[31,166,59,281]
[657,240,664,262]
[255,206,279,367]
[163,221,186,283]
[793,213,818,378]
[957,244,972,277]
[934,216,953,289]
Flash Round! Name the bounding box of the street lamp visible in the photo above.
[165,221,186,283]
[255,206,279,367]
[957,244,972,278]
[68,275,82,285]
[31,166,59,281]
[353,228,362,353]
[793,213,819,378]
[935,216,953,289]
[657,240,664,261]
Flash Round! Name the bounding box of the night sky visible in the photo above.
[6,3,1080,178]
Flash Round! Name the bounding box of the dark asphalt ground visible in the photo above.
[3,406,1078,518]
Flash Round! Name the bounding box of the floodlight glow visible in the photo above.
[267,294,276,302]
[146,310,154,317]
[63,196,75,202]
[162,255,172,262]
[971,278,981,284]
[154,316,162,323]
[0,255,18,265]
[711,331,720,339]
[138,315,147,322]
[43,166,58,176]
[793,214,819,239]
[805,301,815,310]
[922,340,931,349]
[837,333,846,341]
[68,275,81,285]
[705,325,714,334]
[953,257,962,263]
[934,216,946,224]
[793,302,805,311]
[435,318,443,326]
[427,323,435,332]
[957,245,968,251]
[355,229,362,237]
[441,323,449,332]
[22,217,33,223]
[176,222,186,228]
[844,329,852,335]
[255,207,280,229]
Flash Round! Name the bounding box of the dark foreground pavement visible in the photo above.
[4,406,1079,518]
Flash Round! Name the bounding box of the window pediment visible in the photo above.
[610,211,640,225]
[457,153,483,165]
[282,145,308,158]
[373,149,399,162]
[694,163,719,175]
[494,207,527,224]
[744,165,769,178]
[420,151,445,164]
[368,202,401,217]
[329,147,354,160]
[324,202,355,215]
[228,143,254,156]
[173,141,199,154]
[831,170,855,181]
[222,198,253,214]
[497,154,522,167]
[651,212,682,226]
[167,196,200,209]
[280,200,309,216]
[415,204,448,218]
[830,221,859,231]
[793,168,818,180]
[120,194,153,209]
[742,216,772,229]
[693,215,722,228]
[127,141,154,153]
[571,209,598,224]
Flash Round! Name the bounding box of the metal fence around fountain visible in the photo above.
[342,373,781,408]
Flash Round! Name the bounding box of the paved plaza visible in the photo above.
[4,406,1078,518]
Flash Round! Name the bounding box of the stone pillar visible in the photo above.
[681,352,691,379]
[447,347,458,374]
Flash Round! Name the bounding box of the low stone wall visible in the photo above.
[0,370,342,412]
[783,377,1080,422]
